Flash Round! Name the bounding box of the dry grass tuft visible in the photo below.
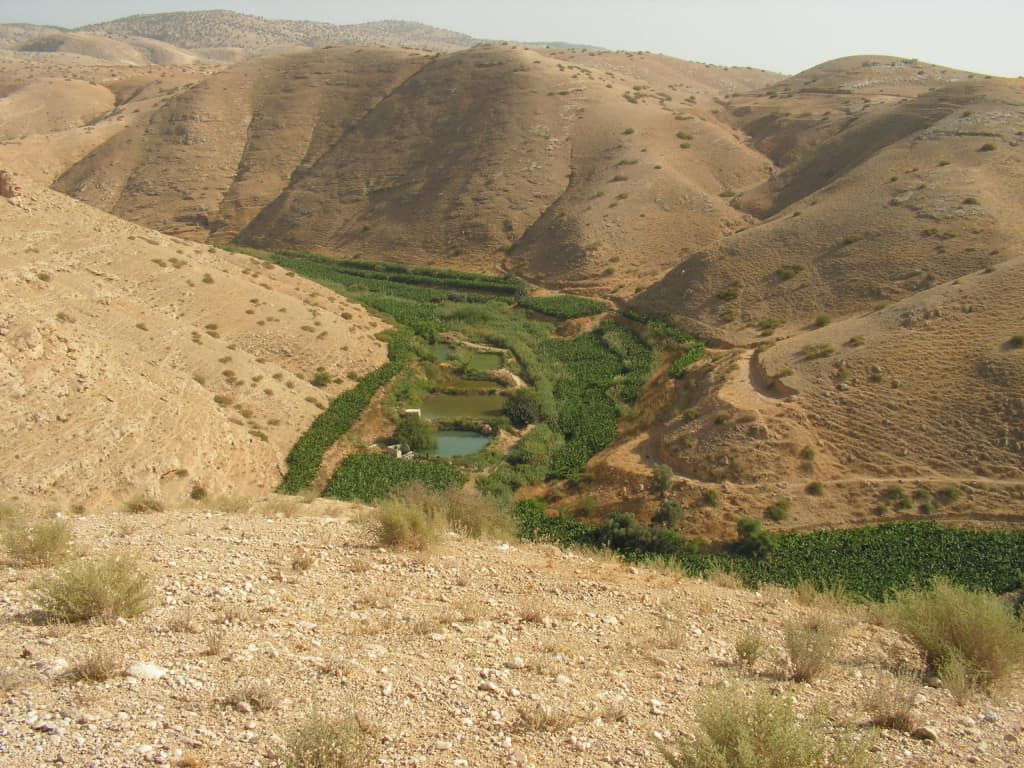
[735,629,764,668]
[784,614,841,682]
[374,484,514,550]
[864,669,920,731]
[283,708,376,768]
[660,686,874,768]
[69,649,121,682]
[121,495,164,514]
[3,518,73,567]
[223,678,280,712]
[31,554,152,623]
[886,578,1024,692]
[514,702,577,732]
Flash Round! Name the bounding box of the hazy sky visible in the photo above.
[4,0,1023,77]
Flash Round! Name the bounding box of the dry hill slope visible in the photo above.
[633,62,1024,341]
[0,178,387,508]
[54,45,779,293]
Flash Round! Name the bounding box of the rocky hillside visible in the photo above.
[1,502,1021,767]
[0,177,387,508]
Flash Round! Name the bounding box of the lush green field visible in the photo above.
[512,500,1024,600]
[323,453,467,503]
[518,295,607,319]
[278,334,413,494]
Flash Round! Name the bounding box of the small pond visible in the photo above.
[426,430,494,458]
[421,393,506,421]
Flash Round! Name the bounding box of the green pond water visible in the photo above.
[426,430,494,458]
[421,393,506,420]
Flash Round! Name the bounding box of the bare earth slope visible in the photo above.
[1,504,1021,767]
[54,45,779,294]
[633,61,1024,342]
[0,179,387,508]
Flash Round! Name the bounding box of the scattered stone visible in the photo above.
[912,726,939,742]
[125,662,168,680]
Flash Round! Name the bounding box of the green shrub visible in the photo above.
[660,686,874,768]
[703,489,719,507]
[1009,334,1024,349]
[652,499,684,528]
[766,498,791,521]
[32,554,152,623]
[776,264,804,281]
[735,518,776,558]
[882,485,911,510]
[805,482,825,497]
[735,630,763,667]
[392,414,437,452]
[310,369,332,388]
[3,519,73,567]
[504,388,544,428]
[886,578,1024,690]
[934,485,961,505]
[283,708,375,768]
[814,314,831,328]
[979,142,996,152]
[651,463,674,494]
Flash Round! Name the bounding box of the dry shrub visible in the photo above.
[283,708,375,768]
[784,614,841,682]
[864,669,920,731]
[31,554,152,623]
[121,495,164,514]
[375,484,513,549]
[660,686,874,768]
[705,568,744,590]
[69,649,121,682]
[886,578,1024,692]
[223,678,279,712]
[3,518,73,567]
[514,702,576,732]
[736,629,764,668]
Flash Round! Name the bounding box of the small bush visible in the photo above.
[978,142,996,152]
[847,335,866,347]
[1009,334,1024,349]
[805,482,825,497]
[3,519,73,567]
[283,708,375,768]
[801,344,834,360]
[865,669,920,731]
[660,686,874,768]
[934,485,960,505]
[223,678,280,712]
[776,264,804,281]
[766,498,791,521]
[886,578,1024,690]
[702,489,719,507]
[784,615,840,682]
[121,495,164,514]
[69,649,120,682]
[735,630,763,667]
[651,463,674,494]
[31,554,152,623]
[392,414,437,452]
[310,369,332,388]
[652,499,684,527]
[814,314,831,328]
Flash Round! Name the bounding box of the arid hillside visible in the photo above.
[633,59,1024,341]
[79,10,478,54]
[0,177,388,508]
[52,44,778,296]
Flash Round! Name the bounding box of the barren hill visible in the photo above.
[633,63,1024,341]
[0,177,387,508]
[53,44,779,294]
[79,10,477,54]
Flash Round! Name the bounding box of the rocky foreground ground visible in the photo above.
[1,500,1022,767]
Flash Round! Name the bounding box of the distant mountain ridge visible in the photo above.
[77,10,478,53]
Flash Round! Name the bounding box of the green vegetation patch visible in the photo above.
[278,335,412,494]
[323,453,467,504]
[517,295,607,319]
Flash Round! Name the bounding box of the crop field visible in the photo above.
[323,453,467,503]
[517,294,607,319]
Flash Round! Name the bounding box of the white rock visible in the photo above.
[126,662,168,680]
